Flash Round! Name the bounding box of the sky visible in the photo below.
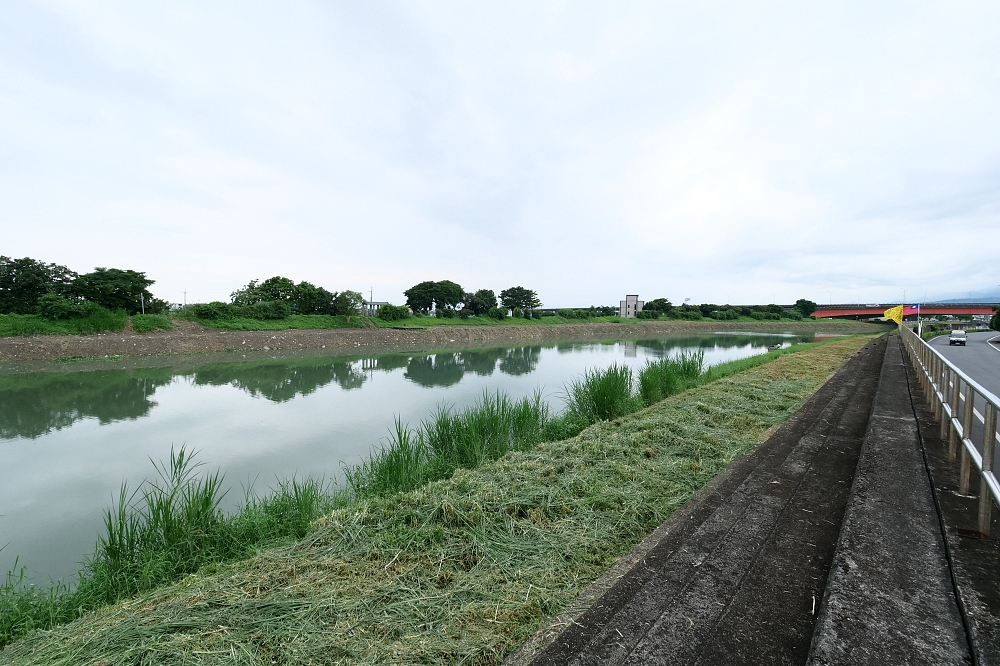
[2,1,998,308]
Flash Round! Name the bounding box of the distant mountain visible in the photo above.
[935,295,1000,304]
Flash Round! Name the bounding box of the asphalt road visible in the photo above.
[929,330,1000,399]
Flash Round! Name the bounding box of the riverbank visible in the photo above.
[0,318,886,364]
[1,335,875,664]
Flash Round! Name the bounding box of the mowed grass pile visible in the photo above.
[0,335,873,664]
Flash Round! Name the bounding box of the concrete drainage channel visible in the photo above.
[505,334,1000,666]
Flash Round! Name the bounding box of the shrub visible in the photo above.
[711,308,739,321]
[435,307,456,319]
[190,302,234,320]
[635,309,659,320]
[557,308,574,318]
[242,300,290,320]
[487,307,506,320]
[35,293,87,319]
[377,304,410,321]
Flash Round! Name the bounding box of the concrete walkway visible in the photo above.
[507,335,998,665]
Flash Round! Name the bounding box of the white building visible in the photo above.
[619,295,644,318]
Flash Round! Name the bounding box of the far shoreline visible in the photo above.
[0,318,889,368]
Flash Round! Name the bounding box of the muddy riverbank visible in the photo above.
[0,319,889,364]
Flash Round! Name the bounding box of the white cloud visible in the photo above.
[1,0,998,307]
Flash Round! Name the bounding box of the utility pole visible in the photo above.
[140,292,145,315]
[184,291,187,307]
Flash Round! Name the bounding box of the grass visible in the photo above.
[191,314,368,331]
[0,311,127,336]
[1,450,338,649]
[130,314,172,333]
[0,335,875,661]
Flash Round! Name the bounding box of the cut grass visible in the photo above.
[0,335,875,663]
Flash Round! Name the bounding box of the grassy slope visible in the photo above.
[1,336,872,665]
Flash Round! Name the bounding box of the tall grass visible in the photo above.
[0,448,335,648]
[345,391,549,498]
[563,363,644,423]
[638,350,705,405]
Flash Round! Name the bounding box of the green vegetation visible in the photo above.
[0,335,873,663]
[130,314,172,333]
[190,314,367,331]
[0,335,872,654]
[991,306,999,331]
[0,310,128,336]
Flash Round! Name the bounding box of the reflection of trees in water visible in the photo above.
[0,369,174,439]
[634,335,810,358]
[498,347,541,376]
[193,361,367,402]
[403,354,465,387]
[399,346,541,387]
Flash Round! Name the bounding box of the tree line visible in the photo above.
[635,298,818,321]
[190,277,366,320]
[0,256,165,318]
[394,281,541,321]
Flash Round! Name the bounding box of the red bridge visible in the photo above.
[812,303,998,320]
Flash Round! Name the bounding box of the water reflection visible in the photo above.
[0,369,174,439]
[0,335,809,441]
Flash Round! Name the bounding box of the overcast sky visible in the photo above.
[2,2,998,307]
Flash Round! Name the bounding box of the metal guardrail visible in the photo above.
[900,324,1000,535]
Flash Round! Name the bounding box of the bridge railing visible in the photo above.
[899,324,1000,535]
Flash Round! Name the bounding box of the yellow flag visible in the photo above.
[884,304,903,324]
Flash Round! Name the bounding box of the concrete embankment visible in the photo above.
[0,319,887,363]
[510,334,1000,665]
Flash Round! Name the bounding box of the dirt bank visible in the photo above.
[0,319,888,363]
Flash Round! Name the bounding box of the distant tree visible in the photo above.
[794,299,818,317]
[404,280,465,313]
[0,256,77,314]
[433,280,465,310]
[642,298,673,316]
[70,267,156,315]
[464,289,497,316]
[991,306,1000,332]
[499,286,541,314]
[253,277,297,304]
[404,281,438,314]
[230,280,260,306]
[333,290,365,316]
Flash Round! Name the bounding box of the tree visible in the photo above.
[991,306,1000,332]
[499,286,541,314]
[333,290,365,316]
[404,280,465,313]
[642,298,673,316]
[0,256,77,314]
[404,281,437,314]
[70,267,156,315]
[433,280,464,310]
[463,289,497,316]
[794,299,818,317]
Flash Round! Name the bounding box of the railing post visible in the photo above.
[960,384,974,495]
[937,364,947,428]
[948,374,960,458]
[979,403,997,537]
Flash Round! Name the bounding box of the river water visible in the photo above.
[0,332,819,582]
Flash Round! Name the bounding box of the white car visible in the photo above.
[949,330,967,346]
